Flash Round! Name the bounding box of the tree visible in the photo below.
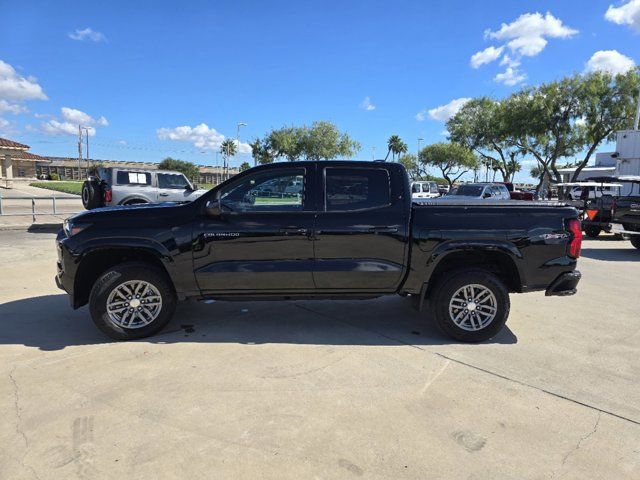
[158,157,199,181]
[250,138,274,165]
[419,142,478,187]
[398,153,418,178]
[570,69,639,182]
[299,121,361,160]
[385,135,408,161]
[256,121,361,162]
[447,97,523,182]
[220,139,237,177]
[239,161,251,172]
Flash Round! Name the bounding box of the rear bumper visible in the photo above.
[610,223,640,235]
[545,271,581,297]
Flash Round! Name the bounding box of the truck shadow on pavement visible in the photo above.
[0,294,517,351]
[580,247,640,262]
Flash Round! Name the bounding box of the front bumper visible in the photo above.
[545,271,581,297]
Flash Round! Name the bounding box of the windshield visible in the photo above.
[455,185,484,197]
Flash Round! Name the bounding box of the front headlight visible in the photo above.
[64,218,91,237]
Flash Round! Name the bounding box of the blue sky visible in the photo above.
[1,0,638,182]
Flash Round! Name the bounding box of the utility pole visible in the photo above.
[372,146,376,160]
[83,127,90,170]
[417,137,423,175]
[77,125,83,180]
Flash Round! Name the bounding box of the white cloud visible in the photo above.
[472,12,576,88]
[41,107,107,136]
[117,140,127,145]
[500,54,521,68]
[485,12,578,57]
[42,119,95,136]
[416,97,471,122]
[494,67,527,86]
[605,0,640,32]
[585,50,635,74]
[0,59,47,102]
[157,123,252,154]
[360,96,376,111]
[68,27,107,42]
[0,99,27,115]
[0,118,9,129]
[470,46,504,68]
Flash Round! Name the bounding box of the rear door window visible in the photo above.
[325,168,391,211]
[116,171,151,185]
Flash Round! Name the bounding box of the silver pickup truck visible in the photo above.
[82,167,207,210]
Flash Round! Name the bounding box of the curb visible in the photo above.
[0,223,62,232]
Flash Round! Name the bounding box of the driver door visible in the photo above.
[156,173,193,202]
[193,166,316,293]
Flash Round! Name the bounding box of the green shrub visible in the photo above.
[49,173,60,181]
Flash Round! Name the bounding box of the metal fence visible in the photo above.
[0,191,79,222]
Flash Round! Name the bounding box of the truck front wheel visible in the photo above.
[630,235,640,250]
[89,262,177,340]
[430,269,510,342]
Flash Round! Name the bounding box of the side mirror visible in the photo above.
[483,192,492,198]
[205,199,222,217]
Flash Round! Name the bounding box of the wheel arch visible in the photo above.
[73,247,174,309]
[425,247,523,300]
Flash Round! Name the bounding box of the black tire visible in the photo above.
[584,226,601,238]
[630,235,640,250]
[89,262,177,340]
[82,180,103,210]
[429,268,510,342]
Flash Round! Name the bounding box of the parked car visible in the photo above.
[57,161,581,343]
[610,176,640,249]
[411,181,440,199]
[437,184,450,196]
[498,182,534,201]
[81,167,207,209]
[443,182,511,201]
[569,185,618,201]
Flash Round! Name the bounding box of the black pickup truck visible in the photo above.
[610,176,640,249]
[56,161,582,342]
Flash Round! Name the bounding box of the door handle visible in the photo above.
[279,228,308,235]
[159,193,169,197]
[369,226,398,233]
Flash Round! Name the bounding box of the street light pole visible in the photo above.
[235,122,247,178]
[417,137,423,175]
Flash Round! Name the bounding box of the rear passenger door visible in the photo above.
[312,166,409,291]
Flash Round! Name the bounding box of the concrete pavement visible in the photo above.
[0,231,639,479]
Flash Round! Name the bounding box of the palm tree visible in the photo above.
[220,139,237,179]
[385,135,408,161]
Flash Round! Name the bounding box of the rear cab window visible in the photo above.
[324,168,391,211]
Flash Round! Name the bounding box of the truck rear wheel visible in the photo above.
[630,235,640,250]
[82,180,103,210]
[89,262,177,340]
[430,268,510,342]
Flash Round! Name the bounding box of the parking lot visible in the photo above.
[1,230,639,479]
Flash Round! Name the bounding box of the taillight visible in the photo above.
[104,187,112,203]
[567,218,582,258]
[585,209,598,221]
